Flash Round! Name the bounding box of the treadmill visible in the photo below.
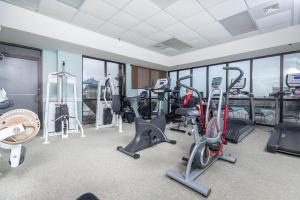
[267,73,300,156]
[225,78,256,143]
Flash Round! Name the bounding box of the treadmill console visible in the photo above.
[153,78,170,93]
[211,77,222,88]
[231,78,246,89]
[286,73,300,88]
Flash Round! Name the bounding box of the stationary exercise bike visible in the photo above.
[117,78,176,159]
[167,67,242,197]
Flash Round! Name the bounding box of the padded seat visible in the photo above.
[175,108,200,117]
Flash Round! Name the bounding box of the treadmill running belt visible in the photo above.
[225,119,255,143]
[278,129,300,155]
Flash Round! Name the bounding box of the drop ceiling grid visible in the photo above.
[0,0,298,56]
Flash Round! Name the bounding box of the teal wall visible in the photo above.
[42,50,82,121]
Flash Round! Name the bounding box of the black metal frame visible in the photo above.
[168,50,300,126]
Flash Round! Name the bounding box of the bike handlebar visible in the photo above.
[176,75,203,100]
[223,67,244,91]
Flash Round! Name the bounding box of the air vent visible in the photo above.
[220,11,258,36]
[162,38,192,50]
[151,43,168,50]
[249,0,292,21]
[263,3,280,14]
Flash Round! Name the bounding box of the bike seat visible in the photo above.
[175,108,200,117]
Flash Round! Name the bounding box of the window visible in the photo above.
[283,53,300,124]
[169,71,177,91]
[178,69,191,96]
[208,64,226,92]
[228,60,250,92]
[192,67,207,98]
[82,57,105,124]
[283,53,300,88]
[253,56,280,97]
[253,56,280,125]
[107,62,120,92]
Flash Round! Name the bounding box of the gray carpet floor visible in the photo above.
[0,123,300,200]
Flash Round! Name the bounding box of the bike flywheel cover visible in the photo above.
[0,109,40,144]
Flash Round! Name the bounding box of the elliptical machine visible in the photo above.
[117,78,176,159]
[167,67,242,197]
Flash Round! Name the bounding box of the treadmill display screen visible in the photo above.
[286,73,300,87]
[293,75,300,80]
[231,78,246,89]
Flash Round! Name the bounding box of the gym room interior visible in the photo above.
[0,0,300,199]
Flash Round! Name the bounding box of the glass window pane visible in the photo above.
[228,60,250,92]
[169,71,177,91]
[178,69,191,96]
[283,53,300,124]
[283,53,300,88]
[209,64,226,91]
[82,57,105,124]
[192,67,207,97]
[107,62,120,87]
[253,56,280,97]
[253,56,280,125]
[254,99,276,125]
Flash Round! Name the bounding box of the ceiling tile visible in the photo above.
[245,0,271,8]
[130,23,158,37]
[196,0,227,9]
[196,21,232,42]
[39,0,77,21]
[2,0,40,11]
[148,31,172,42]
[146,11,177,30]
[72,12,105,30]
[175,31,203,43]
[165,0,204,21]
[97,23,126,38]
[208,0,247,20]
[103,0,131,9]
[109,11,141,30]
[256,10,292,30]
[80,0,119,20]
[164,22,191,36]
[120,31,144,43]
[233,30,260,40]
[123,0,161,21]
[187,38,211,48]
[260,21,292,33]
[149,0,180,9]
[135,38,157,47]
[183,11,216,31]
[158,48,179,56]
[57,0,84,8]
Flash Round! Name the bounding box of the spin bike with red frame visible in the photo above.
[167,67,243,197]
